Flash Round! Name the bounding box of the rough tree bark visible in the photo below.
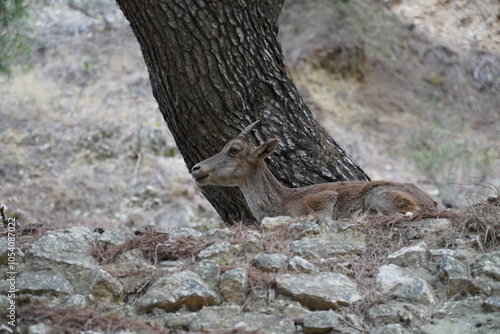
[115,0,370,223]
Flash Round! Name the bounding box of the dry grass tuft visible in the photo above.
[227,219,298,256]
[92,232,213,265]
[457,196,500,248]
[0,221,55,251]
[15,303,169,334]
[351,196,499,318]
[363,196,500,254]
[258,226,295,255]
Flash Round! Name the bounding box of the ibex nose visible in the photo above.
[191,164,201,174]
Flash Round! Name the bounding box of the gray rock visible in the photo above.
[390,277,437,305]
[189,306,296,334]
[272,298,311,319]
[203,228,234,241]
[419,312,500,334]
[303,310,340,333]
[261,216,294,231]
[376,264,432,295]
[253,253,288,272]
[408,218,452,240]
[437,255,469,281]
[197,241,238,265]
[339,313,364,334]
[169,227,203,239]
[219,268,248,304]
[371,323,409,334]
[464,234,485,250]
[87,268,123,301]
[472,251,500,279]
[288,256,318,273]
[291,238,365,259]
[163,310,199,330]
[194,259,220,283]
[289,220,321,239]
[366,301,424,326]
[187,304,241,331]
[471,251,500,294]
[438,255,490,297]
[240,237,264,258]
[433,296,484,318]
[323,221,365,241]
[105,249,153,274]
[17,271,74,296]
[136,271,218,312]
[332,261,357,277]
[25,227,98,270]
[27,323,52,334]
[484,296,500,312]
[428,248,466,259]
[104,249,154,294]
[158,260,186,273]
[64,226,95,240]
[0,295,10,310]
[387,241,427,268]
[96,229,133,246]
[63,294,87,310]
[276,273,361,310]
[446,277,491,299]
[427,248,466,273]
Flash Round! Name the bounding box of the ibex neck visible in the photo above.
[239,161,290,221]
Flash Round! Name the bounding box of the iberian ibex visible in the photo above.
[191,121,437,221]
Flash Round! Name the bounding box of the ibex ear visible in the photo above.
[251,139,279,161]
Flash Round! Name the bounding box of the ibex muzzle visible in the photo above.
[192,121,437,221]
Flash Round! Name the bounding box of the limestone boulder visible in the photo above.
[189,306,296,334]
[376,264,435,305]
[197,241,238,265]
[366,301,427,327]
[471,251,500,294]
[16,271,74,296]
[420,312,500,334]
[219,268,248,304]
[194,259,220,284]
[253,253,288,272]
[136,271,219,312]
[288,256,318,273]
[261,216,294,231]
[433,296,484,318]
[24,227,97,270]
[288,219,321,239]
[387,241,427,268]
[276,273,361,310]
[437,255,490,297]
[302,310,341,334]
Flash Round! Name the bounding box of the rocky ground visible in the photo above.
[0,0,498,234]
[1,197,499,333]
[0,0,499,333]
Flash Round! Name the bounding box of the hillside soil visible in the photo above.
[0,0,498,230]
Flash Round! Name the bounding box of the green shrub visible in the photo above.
[0,0,35,75]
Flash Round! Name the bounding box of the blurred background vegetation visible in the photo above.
[0,0,498,231]
[0,0,36,74]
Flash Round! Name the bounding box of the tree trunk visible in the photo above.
[115,0,370,224]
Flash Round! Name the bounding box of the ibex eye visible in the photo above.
[229,148,240,155]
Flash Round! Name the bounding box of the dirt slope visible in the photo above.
[0,0,498,230]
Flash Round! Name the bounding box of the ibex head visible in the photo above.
[191,121,279,187]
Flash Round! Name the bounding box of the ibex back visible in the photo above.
[191,121,437,221]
